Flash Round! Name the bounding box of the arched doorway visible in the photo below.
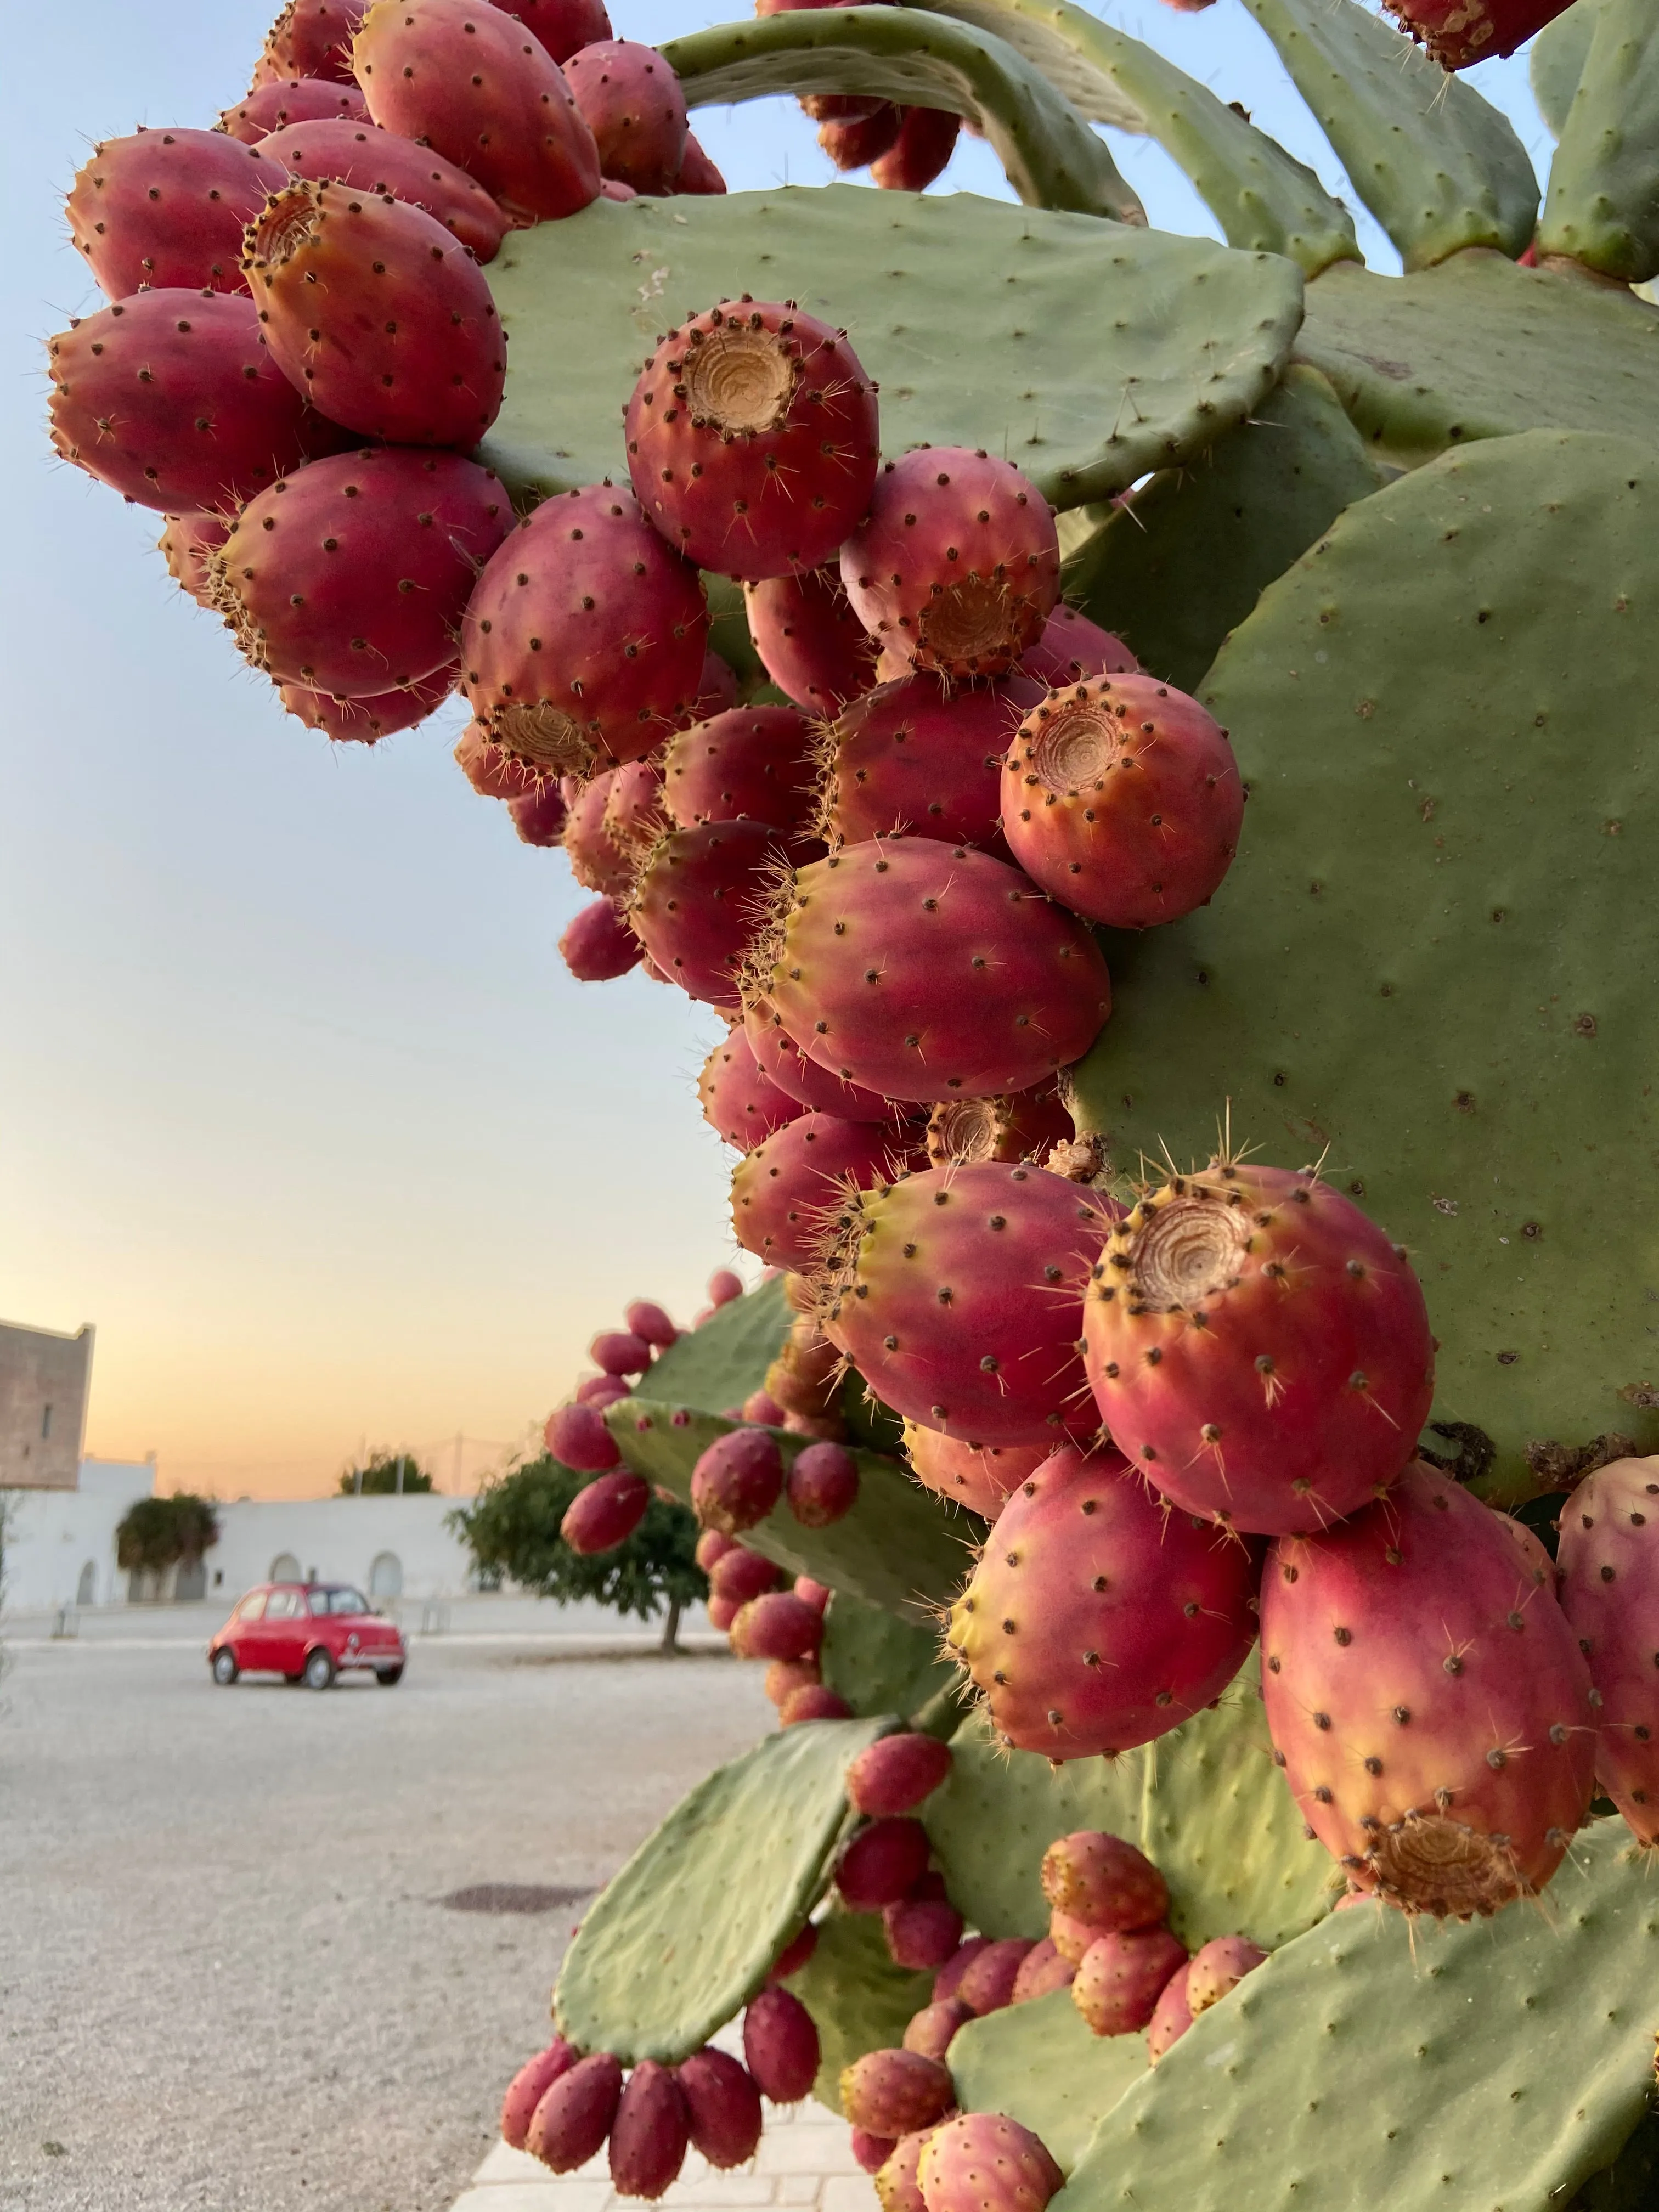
[176,1559,207,1602]
[270,1551,302,1584]
[76,1560,96,1607]
[369,1551,403,1600]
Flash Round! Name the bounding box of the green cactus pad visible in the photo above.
[663,9,1140,223]
[820,1591,964,1722]
[1532,0,1611,136]
[911,0,1358,275]
[1295,255,1659,469]
[1070,429,1659,1500]
[555,1715,891,2063]
[1569,2112,1659,2212]
[479,189,1304,511]
[1064,363,1383,691]
[1538,0,1659,283]
[639,1278,792,1415]
[609,1402,968,1620]
[947,1989,1149,2175]
[782,1904,935,2112]
[1059,1820,1659,2212]
[1243,0,1537,269]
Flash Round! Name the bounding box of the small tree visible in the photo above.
[115,1493,221,1593]
[448,1457,706,1654]
[339,1451,434,1495]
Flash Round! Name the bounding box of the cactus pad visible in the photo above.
[1538,0,1659,283]
[555,1716,892,2064]
[782,1904,935,2112]
[947,1989,1148,2174]
[1531,0,1610,136]
[480,189,1304,510]
[820,1592,964,1723]
[641,1278,792,1413]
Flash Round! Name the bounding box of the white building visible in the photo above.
[0,1457,156,1610]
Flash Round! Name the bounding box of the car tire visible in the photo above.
[375,1664,405,1686]
[211,1648,239,1686]
[303,1647,336,1692]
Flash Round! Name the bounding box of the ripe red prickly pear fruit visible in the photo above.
[884,1894,965,1971]
[562,772,633,894]
[732,1113,911,1273]
[591,1329,651,1376]
[464,485,708,774]
[352,0,601,223]
[785,1441,859,1528]
[279,668,456,743]
[821,1165,1117,1448]
[782,1683,854,1723]
[1048,1910,1107,1967]
[629,821,777,1008]
[707,1592,740,1632]
[765,1656,822,1708]
[956,1938,1034,2018]
[694,1526,735,1572]
[221,80,368,142]
[692,1426,785,1532]
[663,706,821,842]
[510,0,614,65]
[159,512,232,606]
[933,1941,993,2008]
[1072,1925,1187,2036]
[795,1575,831,1613]
[675,132,727,193]
[731,1590,825,1662]
[252,118,507,261]
[502,2037,581,2148]
[841,450,1060,681]
[608,2059,690,2200]
[707,1268,746,1307]
[1001,676,1243,930]
[1556,1454,1659,1847]
[1084,1161,1435,1537]
[245,180,508,445]
[924,1083,1074,1171]
[511,783,571,846]
[743,999,900,1124]
[625,300,881,580]
[903,1997,973,2058]
[66,130,286,299]
[759,840,1111,1105]
[837,1817,932,1910]
[871,106,960,193]
[560,898,643,981]
[841,2050,954,2137]
[625,1299,676,1349]
[603,761,667,860]
[877,2128,935,2212]
[1041,1831,1169,1932]
[563,40,687,195]
[744,1388,786,1425]
[820,674,1043,851]
[1261,1459,1597,1916]
[455,721,538,799]
[546,1401,623,1473]
[901,1424,1046,1520]
[769,1921,819,1980]
[951,1444,1259,1759]
[745,566,879,713]
[710,1545,785,1605]
[254,0,366,83]
[526,2049,624,2169]
[561,1468,650,1554]
[743,1985,820,2102]
[699,1028,806,1153]
[675,2047,763,2169]
[48,292,338,517]
[919,2114,1064,2212]
[216,447,511,697]
[855,2129,899,2174]
[820,105,904,171]
[578,1375,631,1409]
[1184,1934,1266,2015]
[847,1733,952,1816]
[1144,1963,1193,2063]
[1381,0,1566,66]
[1020,605,1139,687]
[1011,1938,1075,2004]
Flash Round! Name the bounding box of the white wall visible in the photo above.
[204,1493,478,1606]
[1,1457,155,1611]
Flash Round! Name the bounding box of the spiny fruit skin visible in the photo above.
[455,720,538,798]
[932,1937,991,2004]
[699,1026,803,1152]
[674,2048,763,2170]
[786,1440,860,1526]
[765,1656,821,1709]
[255,0,366,84]
[742,1986,820,2103]
[731,1112,913,1272]
[663,706,821,842]
[821,1164,1116,1447]
[160,511,233,606]
[709,1545,783,1605]
[510,778,570,846]
[219,79,368,142]
[917,2114,1064,2212]
[609,2060,690,2200]
[1011,1938,1074,2004]
[1041,1831,1167,1932]
[279,667,455,742]
[526,2049,624,2169]
[1048,1909,1108,1967]
[253,118,507,260]
[838,1816,933,1910]
[846,1732,953,1817]
[730,1589,824,1661]
[901,1424,1047,1520]
[1083,1161,1435,1537]
[924,1084,1074,1172]
[903,1997,973,2058]
[48,291,340,517]
[1382,0,1566,66]
[1144,1963,1193,2063]
[462,484,709,775]
[1184,1934,1266,2015]
[561,1469,650,1555]
[1020,605,1138,688]
[1001,675,1243,930]
[577,1375,630,1409]
[1072,1925,1187,2036]
[819,674,1042,851]
[876,2128,933,2212]
[511,0,615,65]
[1260,1460,1596,1917]
[840,449,1060,681]
[949,1444,1259,1759]
[743,997,900,1123]
[840,2050,955,2138]
[884,1893,965,1971]
[502,2038,580,2149]
[67,128,286,299]
[763,839,1112,1105]
[783,1682,853,1723]
[352,0,602,223]
[676,131,727,193]
[563,771,636,894]
[956,1938,1034,2017]
[215,447,511,697]
[561,897,642,981]
[1556,1455,1659,1848]
[745,565,879,713]
[603,760,666,859]
[691,1425,785,1532]
[870,106,960,193]
[546,1400,622,1472]
[244,180,506,447]
[563,40,687,195]
[625,1299,676,1348]
[630,821,777,1009]
[626,299,881,580]
[855,2129,900,2175]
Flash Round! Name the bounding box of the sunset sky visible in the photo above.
[1,0,1547,1498]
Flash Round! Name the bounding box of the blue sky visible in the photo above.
[0,0,1550,1496]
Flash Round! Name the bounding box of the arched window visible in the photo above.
[176,1559,207,1602]
[76,1560,96,1607]
[369,1551,403,1599]
[270,1551,302,1584]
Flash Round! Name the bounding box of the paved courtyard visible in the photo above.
[0,1599,846,2212]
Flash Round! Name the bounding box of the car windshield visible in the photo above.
[310,1588,370,1616]
[236,1592,267,1622]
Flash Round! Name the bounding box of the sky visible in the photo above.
[0,0,1551,1499]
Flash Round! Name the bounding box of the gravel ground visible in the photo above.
[0,1611,770,2212]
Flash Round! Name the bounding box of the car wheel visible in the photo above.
[211,1648,239,1686]
[375,1664,404,1686]
[303,1647,336,1692]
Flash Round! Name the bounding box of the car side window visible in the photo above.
[237,1592,267,1622]
[266,1590,301,1620]
[330,1589,369,1616]
[308,1589,333,1617]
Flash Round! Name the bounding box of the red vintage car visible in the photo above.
[208,1582,406,1690]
